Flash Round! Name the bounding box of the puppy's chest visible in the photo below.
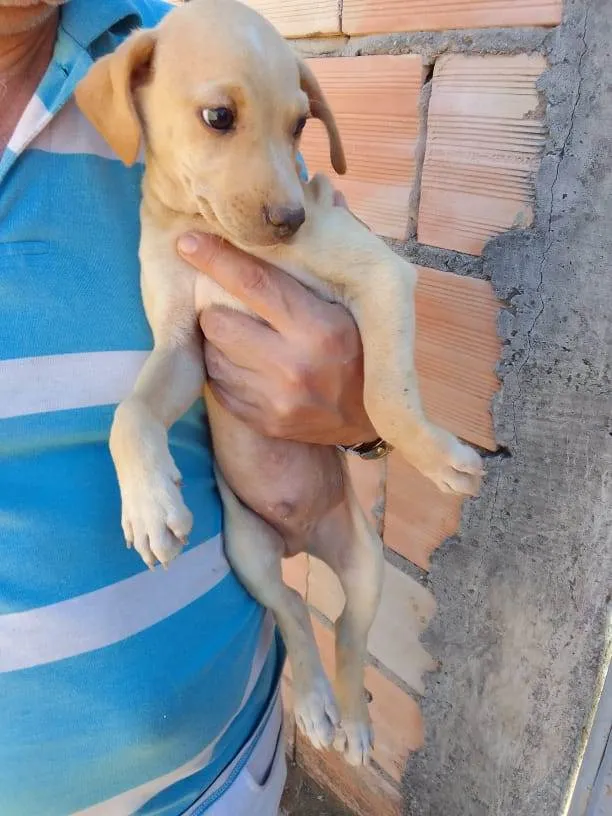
[141,213,341,323]
[194,272,254,317]
[194,250,339,318]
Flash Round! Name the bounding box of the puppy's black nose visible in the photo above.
[264,204,306,238]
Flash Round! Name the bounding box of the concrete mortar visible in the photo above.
[399,1,612,814]
[385,238,486,280]
[293,28,550,62]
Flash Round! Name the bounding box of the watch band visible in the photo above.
[338,437,393,461]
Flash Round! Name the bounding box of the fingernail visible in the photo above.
[177,233,199,255]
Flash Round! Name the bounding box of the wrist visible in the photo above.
[336,416,393,460]
[337,415,378,448]
[339,436,393,461]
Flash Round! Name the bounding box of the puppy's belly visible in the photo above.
[205,386,345,556]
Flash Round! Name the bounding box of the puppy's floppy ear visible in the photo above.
[298,58,347,175]
[74,29,157,166]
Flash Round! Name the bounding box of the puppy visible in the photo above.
[75,0,483,766]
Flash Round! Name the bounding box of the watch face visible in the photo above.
[362,442,390,460]
[342,439,392,460]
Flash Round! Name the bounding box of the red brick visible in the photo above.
[415,265,500,449]
[301,55,423,238]
[383,453,463,570]
[240,0,340,37]
[417,54,547,255]
[343,0,562,35]
[296,735,402,816]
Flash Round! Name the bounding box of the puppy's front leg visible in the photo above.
[279,177,483,494]
[349,264,483,494]
[110,336,204,567]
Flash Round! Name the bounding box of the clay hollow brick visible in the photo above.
[418,54,548,255]
[301,55,424,239]
[241,0,340,37]
[342,0,563,35]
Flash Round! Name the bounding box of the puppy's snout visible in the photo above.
[264,204,306,238]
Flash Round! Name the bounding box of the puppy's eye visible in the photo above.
[202,107,235,132]
[293,116,307,138]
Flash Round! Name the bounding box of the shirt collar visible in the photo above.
[0,0,150,183]
[59,0,145,50]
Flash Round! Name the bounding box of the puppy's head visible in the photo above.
[74,0,345,246]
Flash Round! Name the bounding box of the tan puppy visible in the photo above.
[75,0,483,766]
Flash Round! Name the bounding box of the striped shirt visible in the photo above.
[0,2,283,813]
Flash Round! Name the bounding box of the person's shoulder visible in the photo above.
[132,0,174,28]
[61,0,174,55]
[74,0,173,59]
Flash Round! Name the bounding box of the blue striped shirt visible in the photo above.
[0,2,282,813]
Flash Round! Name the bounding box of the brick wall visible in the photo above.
[239,2,563,813]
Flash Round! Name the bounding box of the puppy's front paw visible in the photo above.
[307,173,336,209]
[405,425,484,496]
[427,428,484,495]
[120,461,193,568]
[294,676,340,751]
[334,719,374,767]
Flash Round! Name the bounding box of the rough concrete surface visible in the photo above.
[294,27,550,63]
[401,1,612,815]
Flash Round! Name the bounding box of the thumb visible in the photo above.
[177,231,313,334]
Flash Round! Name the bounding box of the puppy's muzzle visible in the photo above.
[264,204,306,239]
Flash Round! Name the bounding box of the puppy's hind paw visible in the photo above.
[334,720,374,767]
[294,676,340,751]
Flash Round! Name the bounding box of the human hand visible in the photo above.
[177,229,376,446]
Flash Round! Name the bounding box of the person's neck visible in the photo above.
[0,9,57,80]
[0,10,58,154]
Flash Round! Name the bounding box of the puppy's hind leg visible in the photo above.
[308,469,384,767]
[214,467,340,752]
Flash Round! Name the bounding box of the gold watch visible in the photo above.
[338,437,393,461]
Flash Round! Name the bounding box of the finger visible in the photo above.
[178,232,326,334]
[207,381,263,427]
[204,344,266,398]
[201,307,280,370]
